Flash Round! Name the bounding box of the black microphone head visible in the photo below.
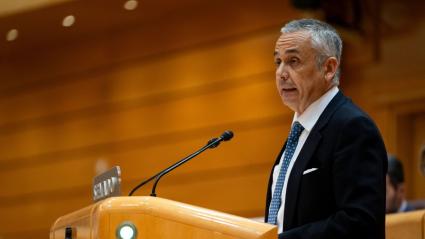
[221,130,234,141]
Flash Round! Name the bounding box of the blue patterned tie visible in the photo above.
[267,121,304,225]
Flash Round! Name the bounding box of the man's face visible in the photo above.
[386,175,397,213]
[386,175,404,213]
[274,31,333,114]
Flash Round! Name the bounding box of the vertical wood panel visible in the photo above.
[413,114,425,199]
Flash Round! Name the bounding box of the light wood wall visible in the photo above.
[0,1,299,238]
[0,0,424,238]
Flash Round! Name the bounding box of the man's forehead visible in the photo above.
[274,31,311,54]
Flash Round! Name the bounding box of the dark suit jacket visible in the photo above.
[265,91,387,239]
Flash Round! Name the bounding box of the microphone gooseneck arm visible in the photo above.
[128,130,233,196]
[149,137,222,197]
[128,173,159,196]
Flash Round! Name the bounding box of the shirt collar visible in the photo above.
[398,200,408,212]
[292,86,339,132]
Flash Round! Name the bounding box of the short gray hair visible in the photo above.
[281,19,343,85]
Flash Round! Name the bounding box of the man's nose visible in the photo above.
[276,64,289,81]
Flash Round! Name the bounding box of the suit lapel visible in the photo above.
[283,91,347,229]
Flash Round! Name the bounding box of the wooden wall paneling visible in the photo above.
[0,122,293,236]
[369,107,397,153]
[0,196,92,237]
[0,23,293,239]
[1,229,46,239]
[0,27,282,160]
[0,78,288,160]
[363,19,425,107]
[412,114,425,199]
[0,38,113,94]
[0,30,278,125]
[0,0,301,239]
[0,21,290,238]
[395,114,415,199]
[0,0,296,93]
[373,77,425,106]
[0,156,95,198]
[0,75,110,127]
[0,121,291,200]
[345,18,425,201]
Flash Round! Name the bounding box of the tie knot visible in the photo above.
[291,121,304,138]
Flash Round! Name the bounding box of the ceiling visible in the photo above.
[0,0,207,55]
[2,0,424,58]
[0,0,71,17]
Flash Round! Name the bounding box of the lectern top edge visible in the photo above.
[50,196,277,239]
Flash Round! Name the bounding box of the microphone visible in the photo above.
[207,130,234,148]
[128,130,234,196]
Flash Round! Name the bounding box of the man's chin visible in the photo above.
[282,100,298,112]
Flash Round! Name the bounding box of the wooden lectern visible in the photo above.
[50,196,277,239]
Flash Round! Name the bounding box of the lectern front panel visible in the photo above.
[50,196,277,239]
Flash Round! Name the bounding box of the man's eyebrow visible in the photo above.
[285,48,300,54]
[274,48,300,57]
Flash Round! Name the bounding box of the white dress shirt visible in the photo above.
[271,86,339,233]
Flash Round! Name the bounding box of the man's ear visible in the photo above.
[323,57,338,83]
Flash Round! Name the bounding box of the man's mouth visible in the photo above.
[282,87,297,92]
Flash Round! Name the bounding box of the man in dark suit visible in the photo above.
[265,19,387,239]
[386,155,415,213]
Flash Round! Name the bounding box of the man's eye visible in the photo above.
[274,59,281,66]
[289,58,299,64]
